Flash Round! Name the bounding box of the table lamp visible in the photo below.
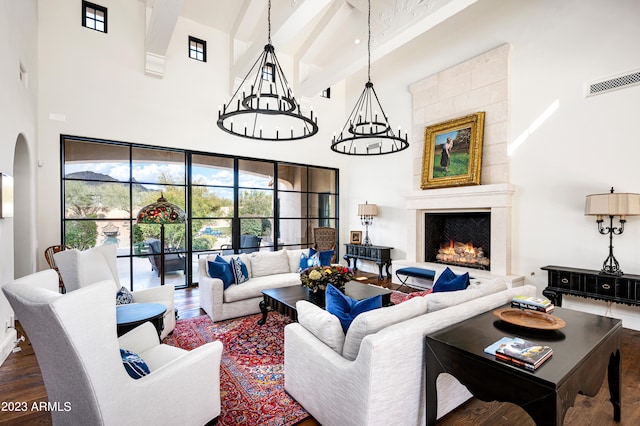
[137,194,186,285]
[358,201,378,246]
[585,187,640,275]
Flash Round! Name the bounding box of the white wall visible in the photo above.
[345,0,640,328]
[0,0,38,364]
[36,0,349,267]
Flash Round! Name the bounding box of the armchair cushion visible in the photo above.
[120,348,150,379]
[325,284,382,333]
[116,286,133,305]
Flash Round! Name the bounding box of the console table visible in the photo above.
[343,244,392,280]
[541,265,640,307]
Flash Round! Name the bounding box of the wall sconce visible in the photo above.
[357,201,378,246]
[585,187,640,275]
[0,173,14,218]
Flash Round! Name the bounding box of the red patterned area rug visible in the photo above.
[164,312,309,426]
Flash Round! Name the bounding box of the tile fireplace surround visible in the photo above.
[399,183,524,286]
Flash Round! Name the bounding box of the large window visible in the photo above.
[61,136,339,290]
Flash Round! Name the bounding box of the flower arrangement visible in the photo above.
[300,265,354,293]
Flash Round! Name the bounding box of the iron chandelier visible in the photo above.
[217,0,318,141]
[331,0,409,156]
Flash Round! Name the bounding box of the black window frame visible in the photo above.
[82,1,108,33]
[188,36,207,62]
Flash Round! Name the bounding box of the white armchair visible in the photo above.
[2,270,222,426]
[54,244,176,339]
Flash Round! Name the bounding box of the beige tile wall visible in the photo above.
[409,43,511,190]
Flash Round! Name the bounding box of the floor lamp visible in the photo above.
[137,194,186,286]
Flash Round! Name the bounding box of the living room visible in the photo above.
[1,0,640,424]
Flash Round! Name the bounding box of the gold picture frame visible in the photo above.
[349,231,362,245]
[420,112,485,190]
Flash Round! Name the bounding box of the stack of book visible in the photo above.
[511,295,554,313]
[484,336,553,371]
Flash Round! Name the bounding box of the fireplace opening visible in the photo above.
[424,212,491,270]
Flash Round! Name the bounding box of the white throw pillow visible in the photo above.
[341,296,428,361]
[286,248,307,273]
[296,300,345,354]
[248,250,290,277]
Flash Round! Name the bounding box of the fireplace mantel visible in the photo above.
[404,183,515,278]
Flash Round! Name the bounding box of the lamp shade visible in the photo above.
[585,192,640,217]
[137,195,186,224]
[358,203,378,217]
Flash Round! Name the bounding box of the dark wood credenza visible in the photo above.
[344,244,393,280]
[541,265,640,307]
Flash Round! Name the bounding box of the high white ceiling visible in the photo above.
[145,0,478,96]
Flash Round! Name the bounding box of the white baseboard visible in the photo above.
[0,329,17,366]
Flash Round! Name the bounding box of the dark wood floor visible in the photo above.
[2,276,639,425]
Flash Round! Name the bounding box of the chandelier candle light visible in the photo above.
[217,0,318,141]
[358,201,378,246]
[584,187,640,275]
[331,0,409,155]
[137,194,186,286]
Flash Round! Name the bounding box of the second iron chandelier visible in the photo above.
[331,0,409,155]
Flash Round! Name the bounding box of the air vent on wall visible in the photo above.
[585,69,640,97]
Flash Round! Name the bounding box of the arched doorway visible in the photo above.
[13,134,35,278]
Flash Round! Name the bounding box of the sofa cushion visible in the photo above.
[286,249,307,273]
[249,250,290,278]
[341,296,428,361]
[298,250,320,272]
[296,300,345,354]
[208,256,234,289]
[230,256,249,284]
[223,273,301,303]
[325,284,382,333]
[433,271,469,293]
[309,247,333,267]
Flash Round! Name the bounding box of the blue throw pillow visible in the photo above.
[120,349,150,379]
[318,249,334,266]
[208,255,234,289]
[230,256,249,284]
[116,286,133,305]
[433,269,469,293]
[325,284,382,332]
[298,249,320,272]
[433,267,456,288]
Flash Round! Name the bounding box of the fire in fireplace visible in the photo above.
[424,212,491,270]
[435,241,490,268]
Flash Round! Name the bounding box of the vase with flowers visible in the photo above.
[300,265,354,294]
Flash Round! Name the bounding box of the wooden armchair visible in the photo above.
[313,227,337,263]
[44,244,70,293]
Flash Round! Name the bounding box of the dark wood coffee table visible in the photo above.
[425,305,622,425]
[258,281,392,325]
[116,303,166,338]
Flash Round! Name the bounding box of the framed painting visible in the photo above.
[349,231,362,245]
[420,112,485,189]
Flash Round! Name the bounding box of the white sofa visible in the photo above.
[199,248,308,322]
[284,276,537,426]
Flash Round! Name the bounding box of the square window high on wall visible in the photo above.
[82,1,107,33]
[189,36,207,62]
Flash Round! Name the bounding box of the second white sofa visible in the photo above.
[198,248,308,322]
